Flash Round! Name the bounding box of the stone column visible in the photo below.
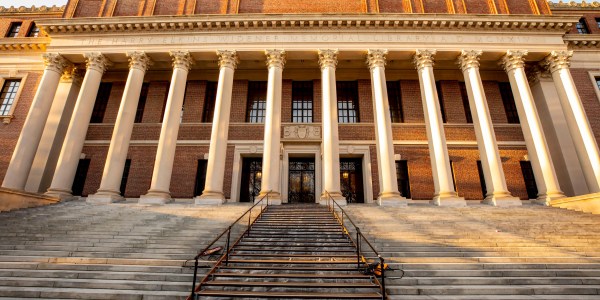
[88,52,152,203]
[2,53,70,191]
[413,49,466,206]
[542,50,600,193]
[458,50,521,206]
[140,51,193,204]
[46,53,111,200]
[25,67,82,193]
[500,50,565,205]
[318,49,346,205]
[196,50,238,205]
[257,49,285,205]
[366,49,407,207]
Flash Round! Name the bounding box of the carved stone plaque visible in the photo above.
[283,125,321,140]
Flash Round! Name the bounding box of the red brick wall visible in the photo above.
[369,145,380,198]
[141,81,169,123]
[422,0,448,13]
[153,0,180,15]
[400,80,424,123]
[281,80,293,123]
[195,0,226,14]
[463,0,491,14]
[378,0,409,13]
[113,0,142,16]
[73,0,102,17]
[505,0,534,14]
[230,80,248,122]
[439,81,468,123]
[182,81,205,123]
[571,69,600,142]
[358,80,374,123]
[101,82,125,123]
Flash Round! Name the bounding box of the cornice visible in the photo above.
[0,5,64,15]
[37,14,579,36]
[563,34,600,48]
[0,37,50,52]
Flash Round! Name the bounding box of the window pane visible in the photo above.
[291,81,313,123]
[202,81,218,123]
[337,81,359,123]
[27,24,40,37]
[246,82,267,123]
[0,79,21,115]
[459,82,473,123]
[6,23,21,38]
[387,81,404,123]
[577,18,590,34]
[498,82,520,124]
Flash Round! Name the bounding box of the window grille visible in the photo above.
[6,23,21,37]
[0,80,20,116]
[459,82,473,123]
[292,81,313,123]
[576,18,590,34]
[27,24,40,37]
[498,82,520,124]
[202,81,218,123]
[337,81,359,123]
[246,82,267,123]
[387,81,404,123]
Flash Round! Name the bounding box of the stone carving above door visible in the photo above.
[283,125,321,141]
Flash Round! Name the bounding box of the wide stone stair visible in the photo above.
[194,204,383,299]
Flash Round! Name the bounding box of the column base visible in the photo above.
[482,192,522,207]
[431,192,466,207]
[533,191,566,206]
[377,192,408,207]
[139,190,173,205]
[319,192,347,206]
[45,188,76,201]
[255,191,282,205]
[87,190,125,204]
[194,191,226,205]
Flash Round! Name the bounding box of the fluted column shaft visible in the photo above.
[2,53,70,190]
[367,49,407,206]
[318,49,345,204]
[140,51,193,204]
[501,50,564,205]
[459,50,521,206]
[414,49,466,206]
[196,50,238,205]
[46,53,111,200]
[543,51,600,193]
[88,52,152,203]
[258,50,285,204]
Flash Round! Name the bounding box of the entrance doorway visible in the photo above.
[340,158,364,203]
[240,157,262,203]
[288,158,316,203]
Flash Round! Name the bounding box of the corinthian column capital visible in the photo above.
[60,65,84,86]
[216,50,239,70]
[127,51,153,72]
[84,52,111,74]
[413,49,437,70]
[457,50,482,72]
[366,49,388,70]
[542,50,573,74]
[170,51,194,71]
[500,50,528,73]
[265,49,286,69]
[42,53,71,75]
[318,49,339,70]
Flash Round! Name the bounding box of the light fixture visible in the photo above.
[342,172,349,179]
[255,171,262,179]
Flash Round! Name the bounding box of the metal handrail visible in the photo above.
[324,191,387,300]
[187,191,272,300]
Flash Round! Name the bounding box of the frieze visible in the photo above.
[283,125,321,140]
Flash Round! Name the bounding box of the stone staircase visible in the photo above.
[194,204,383,299]
[345,203,600,299]
[0,200,599,299]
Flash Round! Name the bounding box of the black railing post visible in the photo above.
[356,228,361,270]
[225,226,231,266]
[248,209,252,236]
[190,258,199,299]
[379,255,386,300]
[341,210,345,237]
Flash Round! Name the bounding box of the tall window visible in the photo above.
[134,83,149,123]
[119,159,131,196]
[596,18,600,29]
[476,160,487,199]
[337,81,359,123]
[27,23,40,37]
[576,18,590,34]
[6,22,21,37]
[202,81,217,123]
[90,82,113,123]
[194,159,208,196]
[459,82,473,123]
[0,80,21,116]
[396,160,411,198]
[72,159,90,196]
[499,82,520,124]
[596,77,600,91]
[246,81,267,123]
[435,81,447,123]
[387,81,404,123]
[292,81,313,123]
[520,161,538,199]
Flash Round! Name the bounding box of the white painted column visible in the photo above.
[500,50,565,205]
[46,53,111,200]
[413,49,466,206]
[26,67,82,193]
[2,53,70,191]
[140,51,193,204]
[196,50,238,205]
[366,49,407,207]
[318,49,346,205]
[458,50,521,206]
[543,50,600,194]
[257,49,286,205]
[88,52,152,203]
